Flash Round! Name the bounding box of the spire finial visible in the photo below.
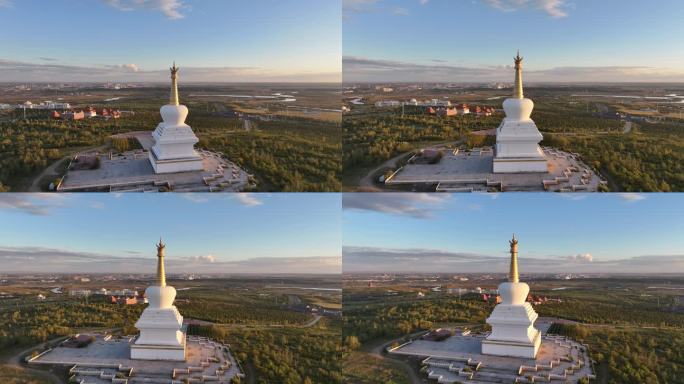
[156,237,166,287]
[169,62,180,106]
[509,235,519,283]
[513,51,524,99]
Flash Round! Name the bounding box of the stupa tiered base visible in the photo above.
[481,330,541,358]
[130,339,187,361]
[493,93,547,173]
[492,156,548,173]
[149,149,203,174]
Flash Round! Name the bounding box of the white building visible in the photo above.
[481,235,541,358]
[148,63,203,174]
[15,101,71,110]
[493,53,547,173]
[130,239,186,361]
[375,100,402,107]
[69,289,92,297]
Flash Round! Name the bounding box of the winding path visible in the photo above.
[358,140,462,190]
[364,332,429,384]
[28,144,107,192]
[4,336,69,384]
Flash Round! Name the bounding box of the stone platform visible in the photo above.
[388,333,594,383]
[29,334,243,384]
[385,147,605,192]
[58,147,251,192]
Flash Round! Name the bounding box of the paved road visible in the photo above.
[28,144,107,192]
[4,335,70,384]
[358,152,408,190]
[358,140,462,190]
[365,332,428,384]
[28,157,69,192]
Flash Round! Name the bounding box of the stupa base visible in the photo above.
[482,332,541,358]
[493,156,548,173]
[130,341,186,361]
[149,151,204,174]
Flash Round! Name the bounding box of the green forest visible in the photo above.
[0,102,340,191]
[0,298,143,351]
[188,319,343,384]
[342,110,499,178]
[342,294,491,344]
[342,283,684,384]
[549,323,684,383]
[342,96,684,191]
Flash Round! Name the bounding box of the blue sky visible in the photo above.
[0,193,341,274]
[343,0,684,82]
[0,0,341,82]
[343,193,684,274]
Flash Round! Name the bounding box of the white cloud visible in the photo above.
[344,246,684,274]
[393,7,409,15]
[104,0,187,20]
[0,245,340,274]
[343,193,450,219]
[181,194,210,203]
[484,0,568,18]
[0,58,338,83]
[191,254,216,263]
[0,0,12,8]
[565,253,593,263]
[0,195,66,216]
[108,63,139,72]
[618,193,646,202]
[233,194,263,207]
[343,56,684,83]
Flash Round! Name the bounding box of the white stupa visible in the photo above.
[493,52,548,173]
[148,63,204,174]
[482,235,541,358]
[130,239,186,361]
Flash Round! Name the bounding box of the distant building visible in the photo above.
[63,111,85,120]
[69,289,92,297]
[17,100,71,110]
[456,104,470,114]
[437,106,457,117]
[84,107,97,118]
[375,100,402,107]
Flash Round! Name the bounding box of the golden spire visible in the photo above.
[509,234,519,283]
[156,237,166,287]
[513,51,524,99]
[169,62,180,106]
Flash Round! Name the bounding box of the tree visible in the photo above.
[345,336,361,350]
